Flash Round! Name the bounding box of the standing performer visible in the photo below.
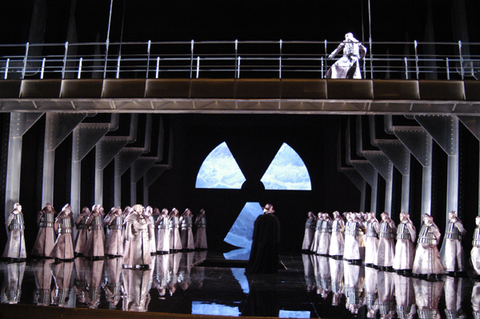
[74,206,91,256]
[310,212,323,253]
[326,32,367,79]
[471,216,480,276]
[180,208,195,251]
[317,212,332,256]
[169,208,183,252]
[50,204,75,261]
[156,208,170,254]
[31,203,56,258]
[441,211,466,276]
[364,212,379,268]
[2,203,27,261]
[343,212,366,264]
[145,206,157,255]
[194,209,208,250]
[123,204,153,269]
[104,207,124,257]
[329,211,345,258]
[245,203,281,274]
[301,211,316,252]
[84,205,105,259]
[393,212,416,275]
[412,214,445,279]
[375,212,396,271]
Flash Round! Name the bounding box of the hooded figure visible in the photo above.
[3,203,27,261]
[393,212,416,274]
[326,32,367,79]
[412,214,445,278]
[440,211,466,275]
[245,204,281,274]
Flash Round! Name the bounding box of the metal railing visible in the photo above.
[0,40,479,80]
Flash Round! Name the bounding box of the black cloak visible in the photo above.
[245,213,281,274]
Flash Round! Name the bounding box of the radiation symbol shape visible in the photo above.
[195,141,312,257]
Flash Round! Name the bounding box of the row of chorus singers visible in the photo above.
[2,203,207,269]
[302,210,478,278]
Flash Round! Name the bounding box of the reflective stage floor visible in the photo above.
[0,251,478,318]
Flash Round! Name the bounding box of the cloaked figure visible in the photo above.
[375,212,396,271]
[74,206,91,257]
[326,32,367,79]
[2,203,27,261]
[84,204,105,259]
[310,212,323,253]
[471,216,480,276]
[50,204,75,261]
[317,212,332,256]
[180,208,195,251]
[301,212,316,252]
[123,204,153,269]
[393,212,416,275]
[329,211,345,258]
[169,208,183,252]
[155,208,171,254]
[364,212,380,268]
[145,206,157,255]
[412,214,445,279]
[0,261,26,304]
[194,209,208,250]
[245,203,281,275]
[343,212,366,264]
[104,207,124,257]
[31,203,56,258]
[441,211,466,276]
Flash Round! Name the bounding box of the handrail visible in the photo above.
[0,40,478,80]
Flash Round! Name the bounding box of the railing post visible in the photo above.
[237,56,241,78]
[458,40,464,80]
[4,58,10,79]
[62,41,68,79]
[414,40,419,79]
[404,57,409,79]
[156,57,160,79]
[190,40,194,79]
[78,57,83,79]
[235,39,239,79]
[21,42,29,79]
[279,39,282,79]
[104,39,109,78]
[40,58,46,79]
[324,39,328,77]
[446,57,450,80]
[196,56,200,78]
[146,40,151,79]
[321,57,324,79]
[116,55,121,79]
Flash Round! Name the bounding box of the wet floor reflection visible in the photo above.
[2,252,480,318]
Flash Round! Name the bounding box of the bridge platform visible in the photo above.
[1,79,479,115]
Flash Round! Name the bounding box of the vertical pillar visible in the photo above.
[5,112,43,216]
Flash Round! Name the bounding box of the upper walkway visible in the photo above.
[0,40,479,114]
